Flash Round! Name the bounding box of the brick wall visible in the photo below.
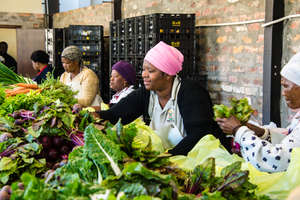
[122,0,265,120]
[53,3,113,36]
[0,12,44,28]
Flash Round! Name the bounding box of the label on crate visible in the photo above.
[172,21,181,27]
[171,41,180,48]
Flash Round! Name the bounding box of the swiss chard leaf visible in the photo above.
[84,124,124,176]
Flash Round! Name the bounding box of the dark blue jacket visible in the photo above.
[33,65,53,84]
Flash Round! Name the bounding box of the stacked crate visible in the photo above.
[110,13,195,87]
[65,25,104,74]
[45,28,65,78]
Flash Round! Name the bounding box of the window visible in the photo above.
[59,0,112,12]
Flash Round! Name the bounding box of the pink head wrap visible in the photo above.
[144,41,184,75]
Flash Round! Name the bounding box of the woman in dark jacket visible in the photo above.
[96,41,230,155]
[31,50,53,84]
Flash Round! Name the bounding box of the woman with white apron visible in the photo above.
[96,41,231,155]
[60,45,102,107]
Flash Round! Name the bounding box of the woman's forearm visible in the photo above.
[245,123,265,137]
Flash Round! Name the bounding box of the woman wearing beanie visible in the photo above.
[31,50,53,84]
[60,45,102,107]
[95,41,231,155]
[216,52,300,173]
[109,61,136,107]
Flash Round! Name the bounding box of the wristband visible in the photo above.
[261,128,269,139]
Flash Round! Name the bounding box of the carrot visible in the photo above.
[5,88,31,97]
[15,83,39,89]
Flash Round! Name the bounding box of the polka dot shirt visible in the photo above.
[234,113,300,173]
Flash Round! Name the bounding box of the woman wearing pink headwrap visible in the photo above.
[96,41,230,155]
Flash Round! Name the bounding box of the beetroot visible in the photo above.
[48,149,59,160]
[52,136,63,147]
[39,136,52,149]
[60,145,70,154]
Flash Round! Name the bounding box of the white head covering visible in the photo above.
[281,52,300,86]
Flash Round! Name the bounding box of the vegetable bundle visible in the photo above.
[0,62,35,85]
[213,97,254,124]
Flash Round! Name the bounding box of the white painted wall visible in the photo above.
[0,0,43,13]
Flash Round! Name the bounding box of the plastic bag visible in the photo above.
[170,135,300,200]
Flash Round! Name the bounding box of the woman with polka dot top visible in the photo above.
[216,52,300,173]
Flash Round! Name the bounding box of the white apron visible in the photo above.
[148,76,186,149]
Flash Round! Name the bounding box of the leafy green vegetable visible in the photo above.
[213,97,254,123]
[0,62,35,85]
[85,124,124,176]
[102,162,177,199]
[40,74,78,106]
[184,158,271,200]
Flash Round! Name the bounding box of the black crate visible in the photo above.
[118,38,126,56]
[125,18,135,37]
[72,43,103,56]
[67,25,103,41]
[110,21,118,37]
[145,13,195,35]
[118,20,126,38]
[135,34,146,56]
[110,37,119,56]
[125,37,135,56]
[145,33,170,52]
[135,16,145,35]
[126,56,135,66]
[168,13,195,29]
[110,56,119,69]
[82,55,102,72]
[135,56,144,76]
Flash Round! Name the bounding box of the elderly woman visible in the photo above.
[216,52,300,173]
[110,61,136,106]
[60,45,102,107]
[95,41,230,155]
[31,50,53,84]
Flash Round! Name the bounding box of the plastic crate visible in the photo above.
[126,56,135,66]
[118,38,126,56]
[125,37,135,56]
[125,18,135,37]
[110,21,118,37]
[135,16,145,35]
[110,37,119,56]
[135,56,144,76]
[118,20,126,38]
[110,56,119,69]
[67,25,103,41]
[145,13,195,35]
[135,34,146,56]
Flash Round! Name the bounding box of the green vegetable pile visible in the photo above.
[213,97,254,124]
[6,122,270,200]
[0,73,270,199]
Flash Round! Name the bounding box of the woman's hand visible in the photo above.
[216,116,242,135]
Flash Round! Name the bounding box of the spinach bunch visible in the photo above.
[213,97,254,124]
